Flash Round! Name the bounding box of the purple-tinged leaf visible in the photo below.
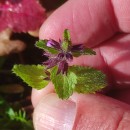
[47,39,61,50]
[43,77,50,81]
[43,58,59,69]
[71,44,84,51]
[66,53,73,61]
[57,53,64,59]
[0,0,46,32]
[43,52,51,57]
[44,70,50,76]
[36,40,59,54]
[57,60,68,74]
[71,46,96,57]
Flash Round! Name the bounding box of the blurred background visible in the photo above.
[0,0,66,129]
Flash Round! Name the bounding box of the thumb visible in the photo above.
[33,93,130,130]
[33,93,76,130]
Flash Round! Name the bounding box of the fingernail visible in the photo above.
[33,93,76,130]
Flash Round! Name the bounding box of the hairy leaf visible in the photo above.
[63,29,71,42]
[72,48,96,57]
[69,66,107,93]
[61,29,71,52]
[50,67,77,99]
[35,40,58,54]
[12,65,49,89]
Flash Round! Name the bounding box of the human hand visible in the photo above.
[32,0,130,129]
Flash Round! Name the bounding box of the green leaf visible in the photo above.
[50,67,77,99]
[7,108,26,122]
[72,48,96,57]
[69,66,107,93]
[12,65,49,89]
[63,29,71,42]
[35,40,58,54]
[61,41,69,52]
[61,29,72,52]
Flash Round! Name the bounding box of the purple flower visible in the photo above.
[46,39,61,50]
[35,29,96,76]
[43,39,84,74]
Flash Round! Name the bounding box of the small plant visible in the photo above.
[12,29,107,99]
[0,96,34,130]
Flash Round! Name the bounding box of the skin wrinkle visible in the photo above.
[70,0,93,45]
[98,46,111,74]
[116,111,126,130]
[70,2,76,40]
[111,0,130,32]
[74,109,115,130]
[99,34,130,89]
[117,111,130,130]
[97,47,115,91]
[98,45,116,89]
[84,0,118,47]
[75,116,112,130]
[72,94,130,130]
[109,0,119,31]
[85,0,94,47]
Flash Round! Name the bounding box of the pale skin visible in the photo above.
[32,0,130,129]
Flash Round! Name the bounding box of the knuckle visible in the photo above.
[117,111,130,130]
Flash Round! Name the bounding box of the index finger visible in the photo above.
[39,0,130,47]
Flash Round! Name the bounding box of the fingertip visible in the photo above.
[39,0,118,47]
[33,93,76,130]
